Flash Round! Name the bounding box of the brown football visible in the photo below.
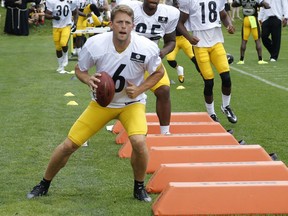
[95,71,115,107]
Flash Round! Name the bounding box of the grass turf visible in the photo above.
[1,7,288,215]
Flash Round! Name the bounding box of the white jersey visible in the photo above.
[179,0,225,47]
[46,0,78,28]
[78,31,162,108]
[77,0,90,10]
[120,0,180,44]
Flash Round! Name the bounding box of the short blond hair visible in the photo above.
[111,4,134,22]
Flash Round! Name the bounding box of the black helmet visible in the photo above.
[227,53,234,64]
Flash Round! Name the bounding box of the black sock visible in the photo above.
[40,178,51,189]
[134,180,144,191]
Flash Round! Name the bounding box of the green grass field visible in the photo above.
[1,7,288,215]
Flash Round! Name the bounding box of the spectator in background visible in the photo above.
[4,0,40,35]
[28,2,45,26]
[231,2,241,21]
[259,0,288,62]
[225,0,232,18]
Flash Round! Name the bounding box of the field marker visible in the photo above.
[67,101,78,106]
[64,92,75,97]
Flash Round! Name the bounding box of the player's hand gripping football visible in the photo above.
[89,73,101,93]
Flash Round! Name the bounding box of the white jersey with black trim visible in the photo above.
[46,0,78,28]
[77,0,98,10]
[120,0,180,44]
[179,0,226,47]
[77,0,90,10]
[78,31,162,108]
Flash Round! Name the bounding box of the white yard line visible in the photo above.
[230,66,288,92]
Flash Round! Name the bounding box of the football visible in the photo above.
[95,71,115,107]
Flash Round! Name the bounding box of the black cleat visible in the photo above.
[210,114,219,122]
[238,140,246,145]
[221,105,237,123]
[27,183,49,199]
[269,153,278,161]
[227,129,234,134]
[134,187,152,202]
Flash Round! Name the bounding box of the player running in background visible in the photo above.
[27,4,164,202]
[177,0,237,123]
[232,0,270,65]
[45,0,78,73]
[120,0,180,134]
[164,0,200,83]
[74,0,109,55]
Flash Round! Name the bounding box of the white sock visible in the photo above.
[57,56,63,67]
[98,16,103,23]
[160,125,170,134]
[222,94,231,107]
[205,101,215,116]
[62,52,68,67]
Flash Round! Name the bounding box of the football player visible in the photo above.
[165,0,200,83]
[45,0,78,73]
[74,0,103,55]
[232,0,270,64]
[27,4,164,202]
[177,0,237,123]
[120,0,180,134]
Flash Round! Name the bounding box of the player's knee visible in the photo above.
[204,79,214,96]
[62,46,68,52]
[129,135,147,154]
[220,72,231,88]
[89,4,100,17]
[167,60,177,68]
[62,138,80,153]
[154,85,170,100]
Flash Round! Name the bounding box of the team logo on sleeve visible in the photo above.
[130,52,146,63]
[158,16,168,23]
